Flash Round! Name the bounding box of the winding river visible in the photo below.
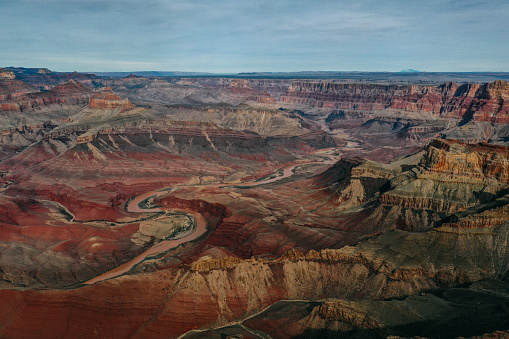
[84,148,340,285]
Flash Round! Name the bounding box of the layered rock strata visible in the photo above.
[0,222,508,338]
[0,79,93,112]
[88,88,133,111]
[280,81,509,123]
[313,139,509,233]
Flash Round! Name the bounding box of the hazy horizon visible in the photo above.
[5,69,509,76]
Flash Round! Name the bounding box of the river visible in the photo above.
[84,148,340,284]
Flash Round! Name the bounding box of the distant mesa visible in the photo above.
[89,87,133,111]
[50,79,91,95]
[399,69,421,73]
[124,73,143,79]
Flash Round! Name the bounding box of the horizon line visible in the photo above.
[4,67,509,75]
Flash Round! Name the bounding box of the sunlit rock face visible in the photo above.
[0,79,93,112]
[280,80,509,121]
[88,88,133,111]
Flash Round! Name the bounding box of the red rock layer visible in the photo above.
[0,79,93,111]
[473,80,509,123]
[0,70,16,80]
[373,139,509,230]
[89,88,133,111]
[419,139,509,183]
[0,225,504,339]
[0,78,38,102]
[0,194,146,288]
[280,80,509,122]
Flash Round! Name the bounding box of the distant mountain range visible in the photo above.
[3,67,509,84]
[399,69,421,73]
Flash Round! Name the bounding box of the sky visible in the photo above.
[0,0,508,73]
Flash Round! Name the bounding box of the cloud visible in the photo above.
[0,0,507,72]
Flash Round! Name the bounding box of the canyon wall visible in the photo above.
[0,222,508,338]
[280,80,509,123]
[0,79,93,112]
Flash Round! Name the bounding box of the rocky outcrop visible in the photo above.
[227,281,509,339]
[0,123,54,161]
[318,157,398,210]
[174,77,291,99]
[371,139,509,230]
[89,88,133,111]
[473,81,509,123]
[418,139,509,182]
[0,69,16,80]
[314,139,509,232]
[2,69,509,338]
[70,120,261,144]
[102,77,285,107]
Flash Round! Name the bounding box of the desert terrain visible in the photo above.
[1,67,509,338]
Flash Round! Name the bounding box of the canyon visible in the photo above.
[1,68,509,338]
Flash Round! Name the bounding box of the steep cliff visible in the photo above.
[0,79,93,112]
[379,139,509,220]
[192,281,509,338]
[314,139,509,232]
[2,69,509,338]
[88,88,133,111]
[280,81,509,124]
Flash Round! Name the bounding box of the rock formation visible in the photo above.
[89,88,133,111]
[1,69,509,338]
[0,69,16,80]
[3,67,100,89]
[0,78,93,112]
[0,219,508,338]
[280,81,509,122]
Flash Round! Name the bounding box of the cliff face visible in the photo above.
[314,139,509,232]
[280,80,509,123]
[0,69,16,80]
[0,109,338,289]
[88,88,133,111]
[174,77,291,99]
[385,139,509,208]
[161,105,310,137]
[473,80,509,123]
[198,282,509,338]
[0,77,38,102]
[418,139,509,182]
[0,79,93,112]
[378,140,509,230]
[3,70,509,338]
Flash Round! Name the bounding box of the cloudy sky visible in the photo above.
[1,0,508,72]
